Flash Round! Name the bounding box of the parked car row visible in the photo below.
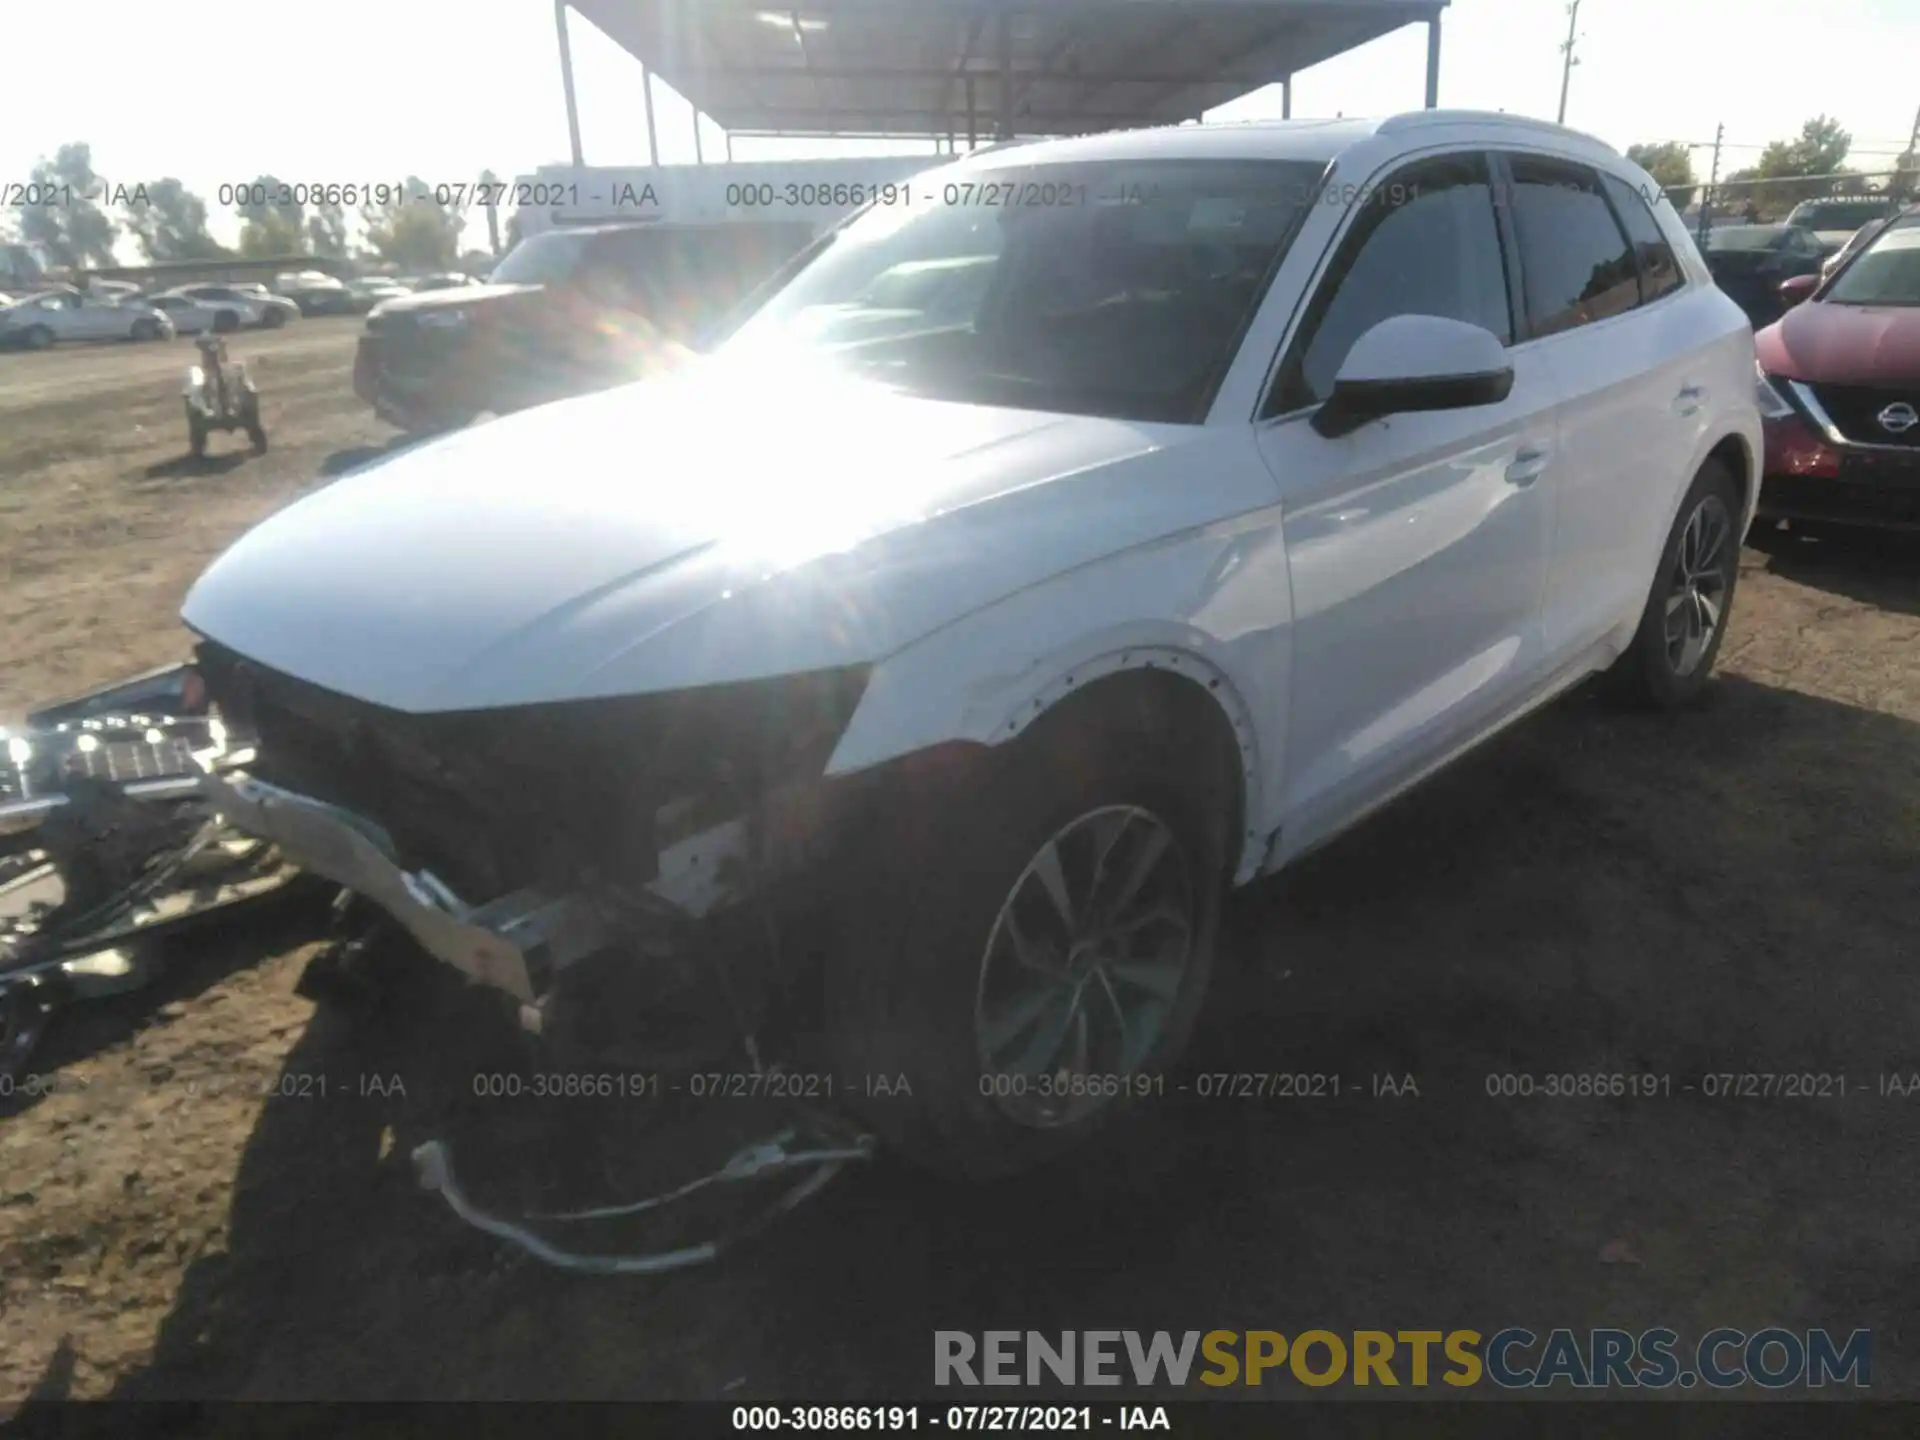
[0,272,455,349]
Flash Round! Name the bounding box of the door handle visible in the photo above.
[1675,384,1707,417]
[1505,446,1549,488]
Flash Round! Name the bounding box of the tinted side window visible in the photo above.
[1599,173,1684,303]
[1507,157,1642,337]
[1270,153,1511,416]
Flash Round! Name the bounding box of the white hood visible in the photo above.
[183,363,1217,712]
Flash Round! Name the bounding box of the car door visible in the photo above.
[1253,150,1560,857]
[44,294,91,339]
[70,295,113,338]
[1499,153,1696,656]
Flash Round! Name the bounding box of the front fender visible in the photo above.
[825,520,1293,885]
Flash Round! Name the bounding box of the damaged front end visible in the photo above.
[189,643,901,1271]
[193,640,878,1048]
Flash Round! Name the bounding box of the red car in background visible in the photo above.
[1752,207,1920,533]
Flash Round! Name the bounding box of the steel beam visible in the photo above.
[1425,14,1441,108]
[642,63,661,165]
[555,0,585,167]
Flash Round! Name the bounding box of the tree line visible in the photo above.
[0,142,527,272]
[1626,115,1918,217]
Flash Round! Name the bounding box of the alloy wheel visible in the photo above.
[1664,494,1733,678]
[973,804,1196,1129]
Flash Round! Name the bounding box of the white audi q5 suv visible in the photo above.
[182,111,1763,1178]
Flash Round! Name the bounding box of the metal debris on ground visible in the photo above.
[0,662,313,1082]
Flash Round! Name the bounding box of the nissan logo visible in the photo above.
[1880,402,1919,435]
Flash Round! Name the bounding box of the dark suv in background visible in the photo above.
[1784,196,1903,254]
[352,219,815,436]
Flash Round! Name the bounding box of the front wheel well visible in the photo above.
[1706,433,1753,519]
[1008,666,1250,859]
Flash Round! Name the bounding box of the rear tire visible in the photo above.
[186,401,208,458]
[824,714,1233,1181]
[1604,458,1742,709]
[246,412,268,454]
[130,318,161,342]
[21,325,53,350]
[260,307,286,329]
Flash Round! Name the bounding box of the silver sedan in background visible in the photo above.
[0,288,174,348]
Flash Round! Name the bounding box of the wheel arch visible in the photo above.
[1644,422,1760,582]
[1704,429,1757,530]
[829,636,1269,884]
[1005,659,1254,874]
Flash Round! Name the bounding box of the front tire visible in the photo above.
[826,716,1232,1180]
[130,318,161,341]
[1606,459,1742,709]
[186,401,208,458]
[21,324,54,350]
[259,307,286,329]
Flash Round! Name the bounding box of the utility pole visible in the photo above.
[1905,101,1920,196]
[1556,0,1582,126]
[1699,122,1723,247]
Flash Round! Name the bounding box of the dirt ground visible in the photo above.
[0,323,1917,1408]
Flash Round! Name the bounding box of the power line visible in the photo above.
[1674,142,1917,158]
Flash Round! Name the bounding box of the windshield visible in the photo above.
[718,157,1328,423]
[1706,227,1783,253]
[1824,221,1920,306]
[1788,200,1888,231]
[489,231,593,285]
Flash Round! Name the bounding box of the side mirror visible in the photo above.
[1313,315,1514,439]
[1778,273,1818,308]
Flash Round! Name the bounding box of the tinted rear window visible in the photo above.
[1600,173,1685,303]
[1507,156,1642,336]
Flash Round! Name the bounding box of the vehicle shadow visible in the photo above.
[317,436,419,479]
[139,454,250,483]
[93,673,1920,1401]
[1750,526,1920,618]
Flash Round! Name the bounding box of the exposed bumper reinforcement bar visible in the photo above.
[200,771,610,1004]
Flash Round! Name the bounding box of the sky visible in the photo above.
[0,0,1914,256]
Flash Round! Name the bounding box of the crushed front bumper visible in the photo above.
[201,771,611,1004]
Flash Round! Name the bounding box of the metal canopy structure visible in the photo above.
[558,0,1447,159]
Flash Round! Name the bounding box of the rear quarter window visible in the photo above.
[1599,172,1685,303]
[1506,155,1642,337]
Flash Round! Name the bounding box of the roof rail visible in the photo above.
[1377,109,1617,154]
